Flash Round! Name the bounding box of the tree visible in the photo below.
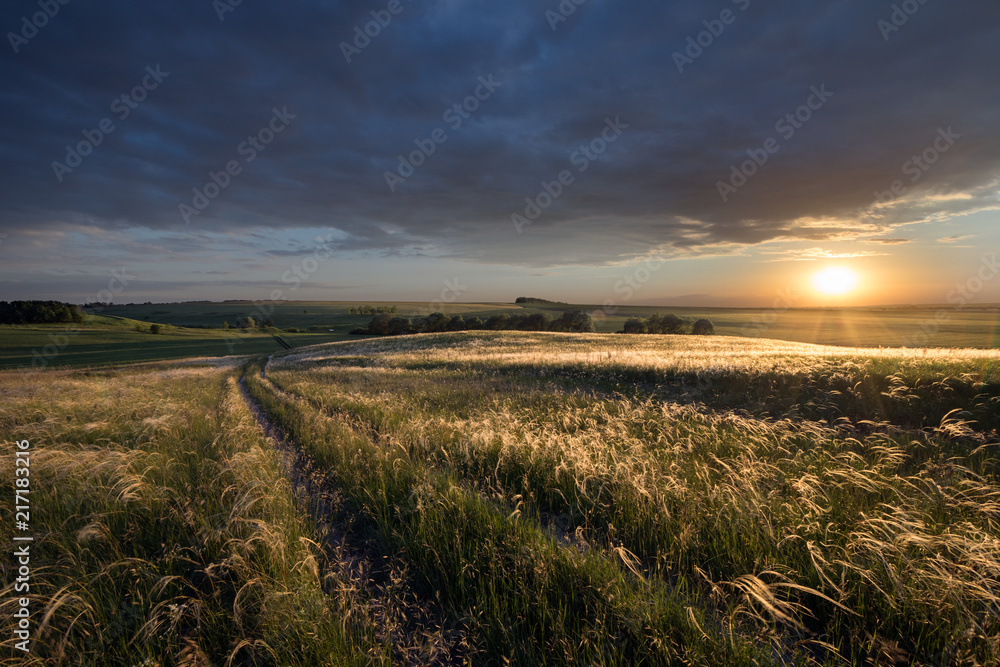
[622,318,646,334]
[662,314,683,334]
[0,300,82,325]
[692,318,715,335]
[550,310,594,333]
[423,312,450,333]
[523,313,550,331]
[387,316,412,336]
[222,321,230,330]
[149,324,162,334]
[448,315,466,331]
[367,313,392,335]
[465,316,484,330]
[575,311,595,333]
[485,313,511,330]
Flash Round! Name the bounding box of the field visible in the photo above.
[3,301,996,373]
[3,331,1000,665]
[0,317,350,371]
[104,300,1000,349]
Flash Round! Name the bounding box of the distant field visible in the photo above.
[2,300,995,370]
[102,300,523,332]
[5,332,999,664]
[596,304,1000,348]
[107,300,1000,349]
[0,318,350,370]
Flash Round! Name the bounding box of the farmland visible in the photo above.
[0,316,348,371]
[3,331,999,665]
[2,300,997,372]
[103,300,1000,349]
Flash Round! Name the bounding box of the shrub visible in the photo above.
[623,318,646,334]
[549,310,594,333]
[422,313,451,333]
[387,317,413,336]
[367,313,392,336]
[620,313,694,335]
[692,318,715,335]
[149,324,162,334]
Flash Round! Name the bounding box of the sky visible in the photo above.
[1,0,998,308]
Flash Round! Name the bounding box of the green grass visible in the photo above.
[4,331,999,664]
[104,300,1000,349]
[594,304,1000,348]
[255,332,1000,664]
[101,300,524,333]
[0,320,351,370]
[0,365,374,664]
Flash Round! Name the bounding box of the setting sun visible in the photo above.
[813,266,859,295]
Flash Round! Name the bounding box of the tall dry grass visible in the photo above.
[0,365,374,665]
[263,331,1000,664]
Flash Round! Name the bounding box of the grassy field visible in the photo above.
[0,317,351,370]
[106,300,1000,349]
[100,301,524,334]
[3,301,994,372]
[4,331,1000,665]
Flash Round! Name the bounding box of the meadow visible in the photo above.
[3,331,999,665]
[2,301,997,371]
[101,300,1000,349]
[0,318,348,371]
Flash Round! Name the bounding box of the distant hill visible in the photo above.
[514,297,569,305]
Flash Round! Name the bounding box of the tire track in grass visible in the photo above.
[260,361,603,559]
[247,366,736,664]
[238,370,468,666]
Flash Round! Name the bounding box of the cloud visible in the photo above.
[1,0,999,273]
[865,238,910,245]
[759,247,890,262]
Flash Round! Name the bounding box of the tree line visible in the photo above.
[352,310,596,336]
[0,300,84,325]
[347,305,398,315]
[621,313,715,335]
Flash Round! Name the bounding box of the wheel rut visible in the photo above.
[238,364,468,666]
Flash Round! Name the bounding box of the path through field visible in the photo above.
[4,330,1000,665]
[239,365,467,666]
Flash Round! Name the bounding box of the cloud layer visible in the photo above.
[2,0,998,271]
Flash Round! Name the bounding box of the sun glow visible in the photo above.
[812,266,858,295]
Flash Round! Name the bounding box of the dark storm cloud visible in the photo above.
[1,0,998,267]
